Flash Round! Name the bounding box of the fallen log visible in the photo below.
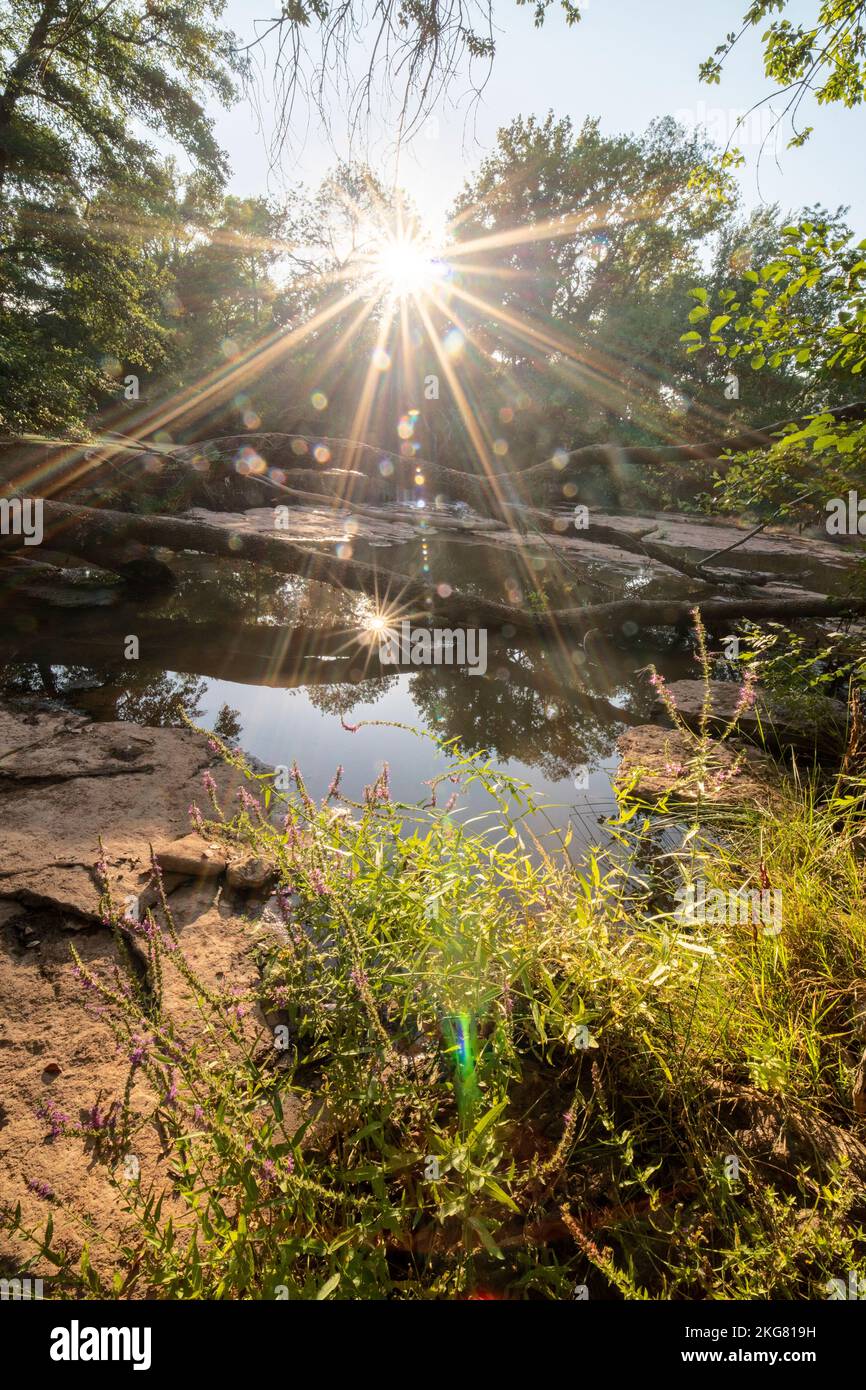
[4,403,861,592]
[2,493,863,637]
[154,399,866,506]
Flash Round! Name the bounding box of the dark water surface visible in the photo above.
[1,518,704,860]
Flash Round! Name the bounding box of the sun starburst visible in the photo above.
[371,234,448,299]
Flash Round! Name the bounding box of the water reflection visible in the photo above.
[0,547,700,857]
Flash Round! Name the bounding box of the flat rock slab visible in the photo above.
[184,504,420,547]
[0,880,292,1283]
[616,724,780,806]
[0,719,157,783]
[0,699,302,1283]
[587,511,857,571]
[0,700,247,921]
[192,505,862,606]
[654,680,848,750]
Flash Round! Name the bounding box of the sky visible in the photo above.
[212,0,866,236]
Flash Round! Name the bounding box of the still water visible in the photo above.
[2,520,702,859]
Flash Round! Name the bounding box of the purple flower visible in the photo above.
[188,802,204,831]
[277,886,296,917]
[377,764,391,801]
[124,912,158,942]
[308,868,328,896]
[340,716,359,733]
[326,765,344,801]
[229,986,249,1020]
[733,670,758,717]
[71,964,99,994]
[36,1100,72,1139]
[86,1101,119,1132]
[129,1033,152,1067]
[163,1071,179,1107]
[202,771,217,794]
[26,1178,54,1201]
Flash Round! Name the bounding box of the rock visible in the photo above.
[0,715,155,783]
[0,879,275,1285]
[155,834,227,879]
[616,724,780,806]
[0,699,246,922]
[705,1079,866,1186]
[226,854,276,892]
[653,679,847,751]
[555,508,859,579]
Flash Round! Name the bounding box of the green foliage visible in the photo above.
[448,113,738,463]
[702,2,866,138]
[681,214,866,516]
[0,0,243,433]
[734,621,866,716]
[6,710,866,1299]
[682,217,866,378]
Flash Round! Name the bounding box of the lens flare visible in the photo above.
[372,236,447,298]
[442,1012,479,1119]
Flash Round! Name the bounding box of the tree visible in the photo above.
[444,114,737,469]
[169,196,291,362]
[681,212,866,520]
[684,3,866,523]
[248,164,422,447]
[703,0,866,149]
[244,0,584,147]
[0,0,243,433]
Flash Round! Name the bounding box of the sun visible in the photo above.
[372,235,447,299]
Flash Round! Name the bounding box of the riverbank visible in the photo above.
[1,678,864,1298]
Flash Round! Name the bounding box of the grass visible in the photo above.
[4,689,866,1300]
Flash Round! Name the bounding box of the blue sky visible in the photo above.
[213,0,864,234]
